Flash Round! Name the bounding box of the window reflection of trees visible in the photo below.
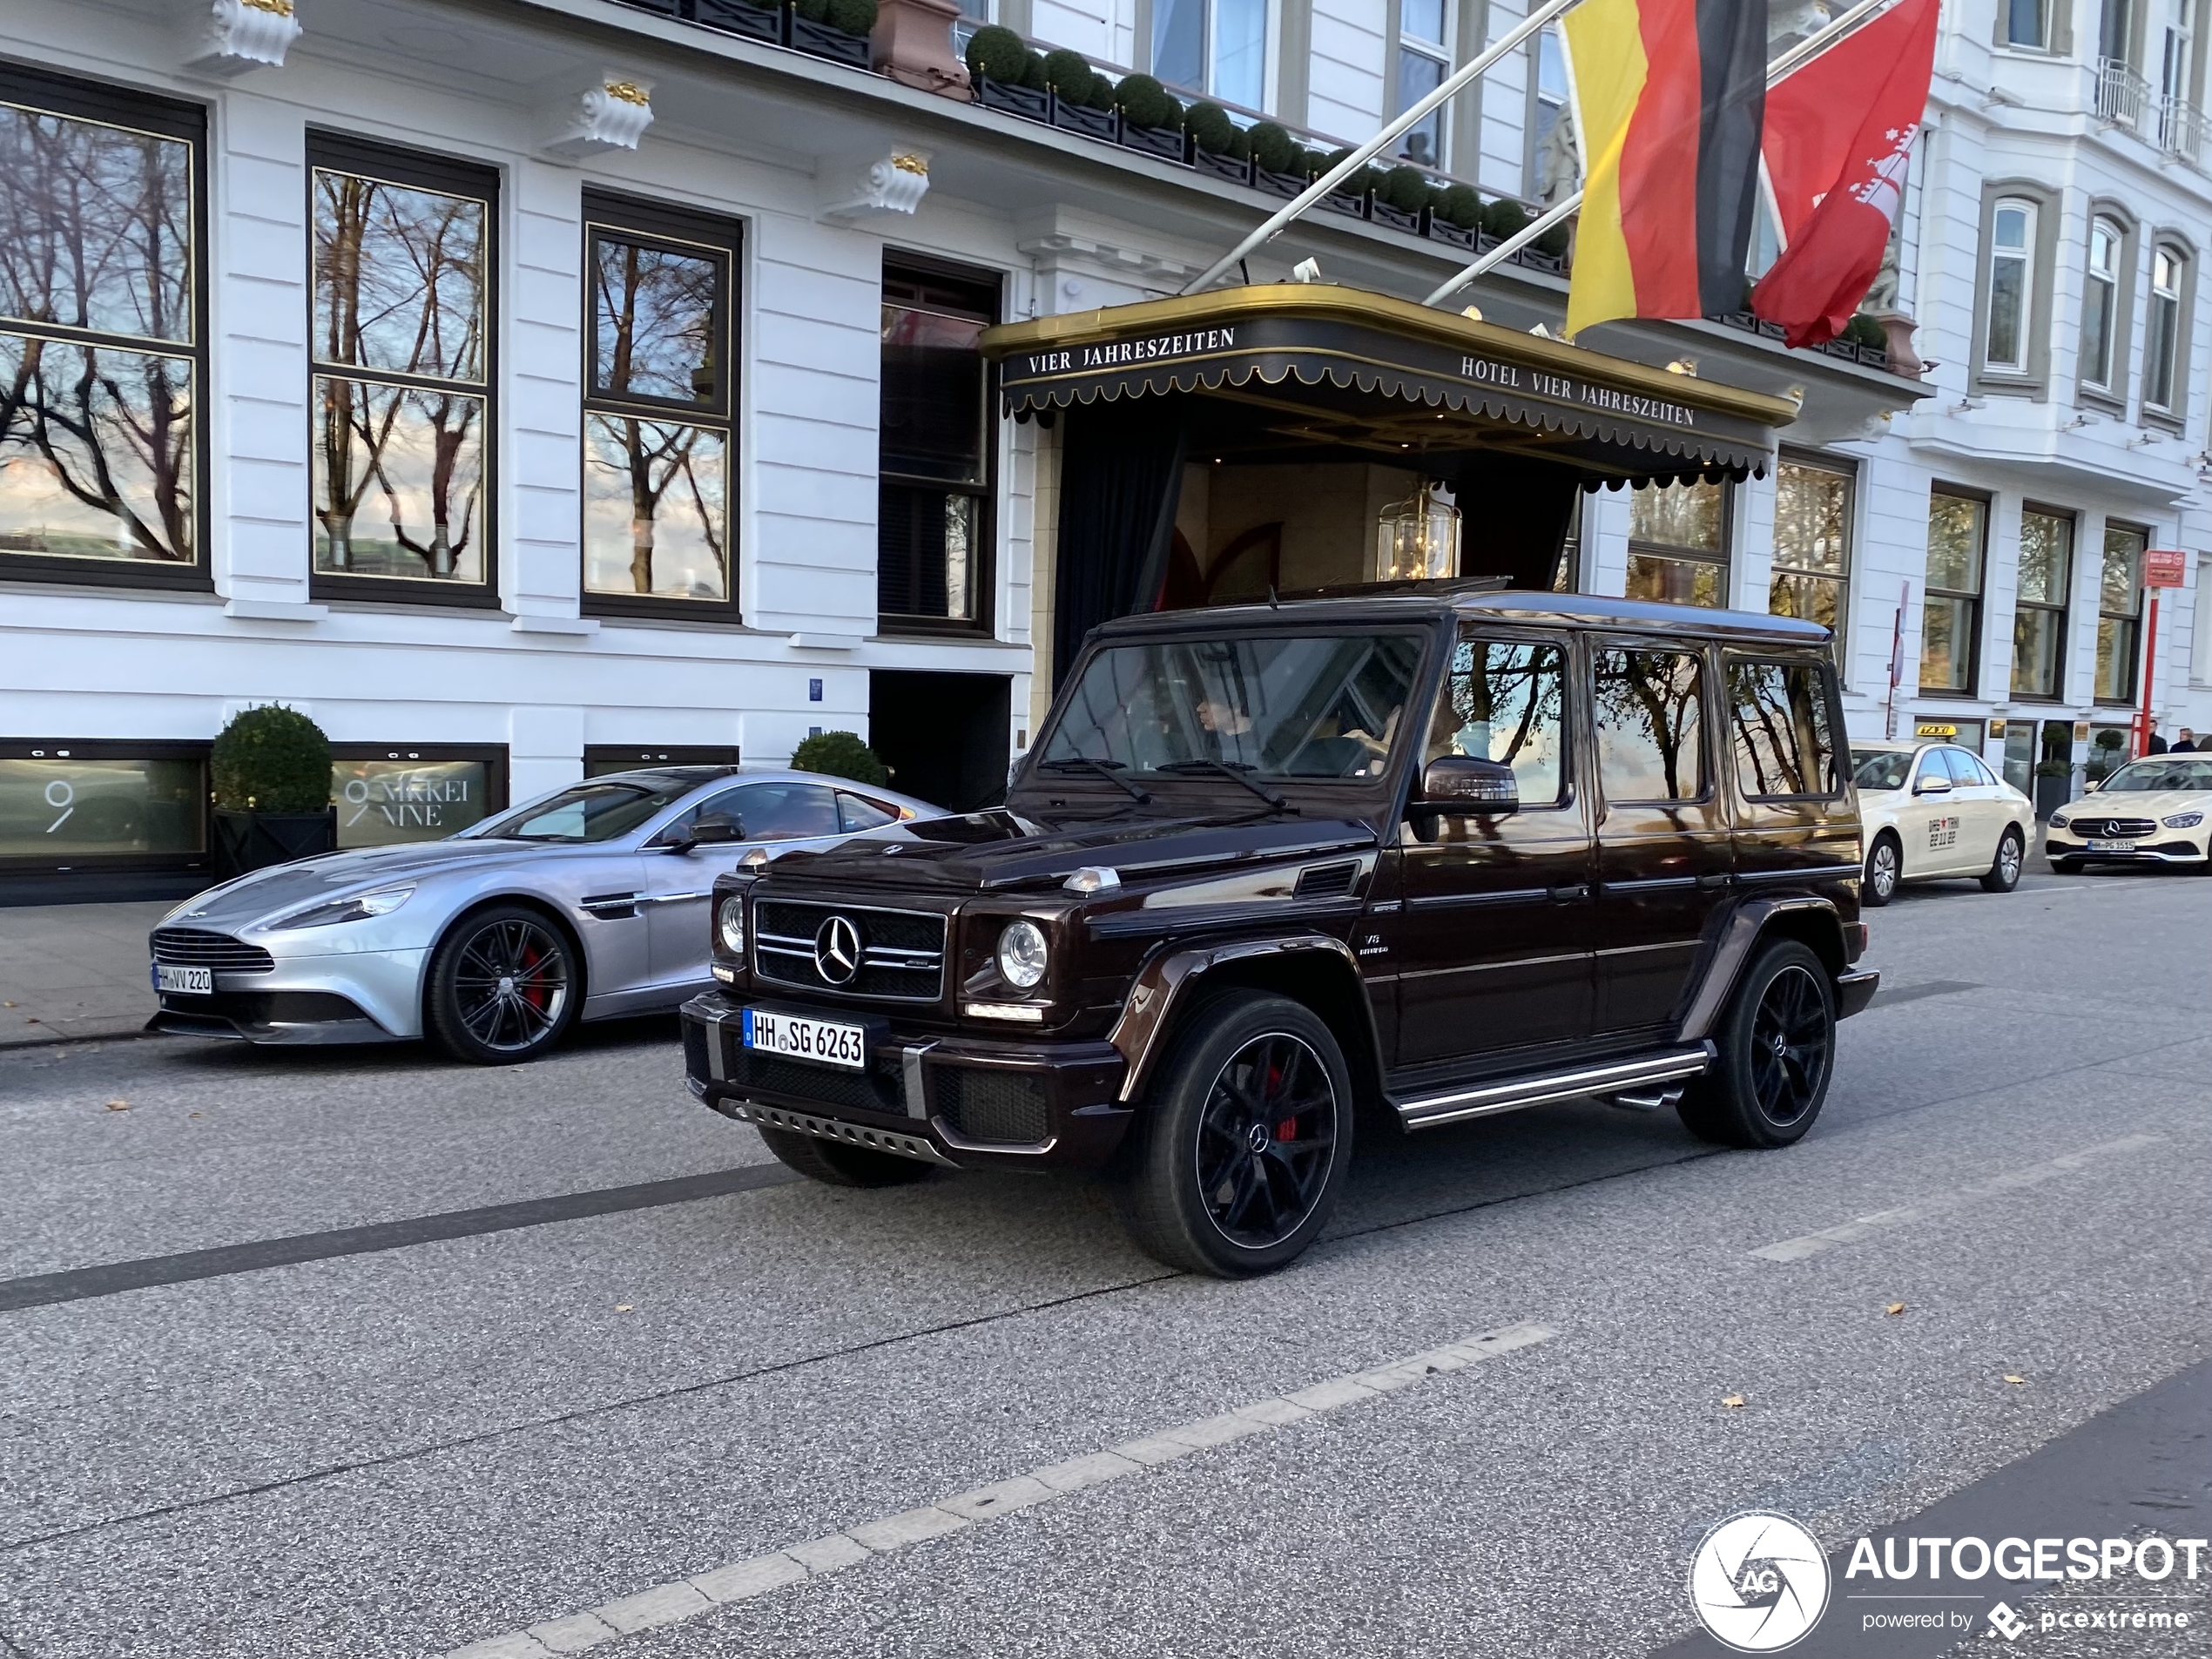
[1729,661,1837,798]
[0,101,196,564]
[1594,649,1704,801]
[1440,641,1566,805]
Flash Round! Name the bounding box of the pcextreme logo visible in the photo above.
[1689,1512,1833,1652]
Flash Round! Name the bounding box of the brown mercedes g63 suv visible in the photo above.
[682,589,1877,1276]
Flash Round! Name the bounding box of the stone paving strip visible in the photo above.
[437,1320,1560,1659]
[1749,1132,2163,1264]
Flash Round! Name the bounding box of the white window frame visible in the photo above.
[2007,0,2053,48]
[1393,0,1455,169]
[1986,198,2038,374]
[2082,216,2123,390]
[2145,243,2185,411]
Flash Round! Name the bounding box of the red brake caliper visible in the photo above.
[1270,1062,1296,1141]
[518,941,546,1009]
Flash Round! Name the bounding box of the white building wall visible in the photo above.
[1305,0,1388,141]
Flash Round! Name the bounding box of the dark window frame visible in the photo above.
[306,132,502,610]
[1770,450,1856,654]
[0,737,212,877]
[2012,500,2075,702]
[1624,477,1734,611]
[579,192,743,624]
[1588,636,1716,807]
[0,63,212,595]
[327,742,509,847]
[583,744,741,777]
[1437,626,1577,811]
[2094,518,2148,706]
[878,251,1001,637]
[1922,485,1989,697]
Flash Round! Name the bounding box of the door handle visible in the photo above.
[1548,883,1590,902]
[1696,873,1732,889]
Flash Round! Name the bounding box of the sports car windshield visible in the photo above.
[475,781,690,842]
[1042,632,1426,781]
[1851,750,1912,791]
[2096,757,2212,792]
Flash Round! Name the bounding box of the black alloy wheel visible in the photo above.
[1124,990,1352,1277]
[1863,833,1900,906]
[426,906,579,1064]
[1676,940,1836,1149]
[1980,826,2025,893]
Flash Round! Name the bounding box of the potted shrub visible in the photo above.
[691,0,783,44]
[1428,182,1481,250]
[1316,147,1379,218]
[211,705,335,879]
[1044,49,1118,138]
[966,25,1049,118]
[2086,727,2127,783]
[791,731,891,787]
[1372,165,1430,233]
[1480,196,1568,266]
[1249,122,1306,197]
[2034,757,2074,821]
[1114,73,1185,159]
[789,0,877,65]
[1185,102,1251,184]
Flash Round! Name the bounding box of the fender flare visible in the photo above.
[1108,932,1379,1103]
[1675,896,1846,1043]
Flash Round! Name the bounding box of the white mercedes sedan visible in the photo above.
[2045,754,2212,875]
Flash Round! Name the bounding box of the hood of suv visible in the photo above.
[759,808,1378,894]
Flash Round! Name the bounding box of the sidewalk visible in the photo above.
[0,902,170,1048]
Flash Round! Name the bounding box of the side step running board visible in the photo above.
[1393,1044,1713,1131]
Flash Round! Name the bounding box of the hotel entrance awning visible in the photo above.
[980,284,1801,486]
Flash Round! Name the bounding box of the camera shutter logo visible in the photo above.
[1689,1512,1831,1652]
[813,914,862,985]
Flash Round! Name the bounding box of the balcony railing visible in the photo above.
[2096,57,2207,165]
[2096,57,2152,126]
[2160,94,2209,164]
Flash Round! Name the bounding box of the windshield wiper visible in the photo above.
[1037,755,1153,804]
[1156,759,1296,813]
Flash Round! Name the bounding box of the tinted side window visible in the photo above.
[1595,648,1705,802]
[1727,659,1839,799]
[838,792,897,832]
[1914,749,1950,789]
[732,782,839,840]
[1943,747,1989,786]
[1432,638,1568,806]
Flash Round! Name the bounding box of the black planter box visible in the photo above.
[214,808,336,880]
[976,76,1051,119]
[617,0,685,15]
[1427,219,1478,250]
[1323,187,1370,219]
[1050,96,1119,138]
[1190,147,1252,185]
[1120,122,1187,161]
[789,13,872,66]
[1371,200,1424,234]
[2036,776,2074,820]
[1253,165,1307,199]
[693,0,781,41]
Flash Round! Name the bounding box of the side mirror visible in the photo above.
[682,811,746,848]
[1416,755,1520,815]
[2082,779,2101,793]
[1913,774,1952,795]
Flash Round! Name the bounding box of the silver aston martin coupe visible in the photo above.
[146,766,940,1063]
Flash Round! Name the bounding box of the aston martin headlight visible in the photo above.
[717,894,747,955]
[996,919,1049,989]
[2164,812,2204,828]
[273,885,415,929]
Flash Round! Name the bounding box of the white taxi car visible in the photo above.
[2045,753,2212,874]
[1850,741,2036,905]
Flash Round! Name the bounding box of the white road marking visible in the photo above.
[437,1320,1559,1659]
[1750,1134,2162,1263]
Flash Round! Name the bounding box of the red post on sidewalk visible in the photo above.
[2139,548,2188,758]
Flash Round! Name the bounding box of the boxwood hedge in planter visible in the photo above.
[791,730,891,788]
[1114,73,1186,158]
[1045,53,1118,137]
[967,25,1050,117]
[691,0,782,42]
[1372,165,1431,233]
[211,705,335,878]
[789,0,876,64]
[1427,182,1481,248]
[1184,102,1252,182]
[1316,148,1380,218]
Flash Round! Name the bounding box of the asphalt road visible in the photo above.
[2,862,2208,1659]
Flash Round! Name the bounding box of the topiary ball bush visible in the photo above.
[824,0,877,33]
[965,24,1030,84]
[1085,69,1117,109]
[1184,101,1245,158]
[1841,312,1889,349]
[791,731,891,788]
[1480,196,1533,240]
[1020,49,1049,89]
[1532,217,1571,258]
[1114,72,1182,130]
[1247,121,1301,175]
[1318,148,1383,197]
[212,705,332,814]
[1043,47,1094,97]
[791,0,829,21]
[1379,165,1430,215]
[1435,183,1481,230]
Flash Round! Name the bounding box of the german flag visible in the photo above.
[1562,0,1767,338]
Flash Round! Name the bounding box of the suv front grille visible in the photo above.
[933,1069,1051,1144]
[150,927,275,973]
[2071,816,2157,839]
[752,899,947,1001]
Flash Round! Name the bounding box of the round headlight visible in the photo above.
[997,919,1049,989]
[717,895,746,956]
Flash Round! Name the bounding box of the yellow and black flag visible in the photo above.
[1561,0,1767,338]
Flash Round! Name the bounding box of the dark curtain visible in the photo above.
[1053,395,1187,690]
[1446,455,1585,590]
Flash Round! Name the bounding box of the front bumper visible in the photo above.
[680,991,1133,1172]
[147,986,404,1044]
[2044,833,2209,865]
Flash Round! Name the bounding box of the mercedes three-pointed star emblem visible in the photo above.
[813,914,862,985]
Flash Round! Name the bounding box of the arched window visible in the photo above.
[1986,199,2038,373]
[2081,216,2124,390]
[2144,244,2186,411]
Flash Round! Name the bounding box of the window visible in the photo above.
[1943,745,1998,786]
[1922,490,1986,694]
[0,740,208,871]
[582,196,738,618]
[1727,660,1839,799]
[329,746,505,848]
[583,745,741,778]
[1393,0,1452,168]
[1770,458,1852,635]
[719,780,840,840]
[879,258,998,631]
[1914,748,1951,789]
[1152,0,1269,107]
[309,136,496,600]
[1432,638,1568,806]
[2081,217,2123,392]
[1985,199,2036,374]
[2096,522,2147,703]
[2012,506,2074,699]
[1594,648,1706,802]
[1528,28,1573,200]
[2008,0,2052,46]
[1625,479,1729,609]
[838,791,900,832]
[2144,244,2184,412]
[0,68,205,589]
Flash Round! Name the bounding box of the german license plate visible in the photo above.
[154,963,212,995]
[742,1008,865,1070]
[2087,839,2135,853]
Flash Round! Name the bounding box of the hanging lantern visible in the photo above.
[1373,482,1460,583]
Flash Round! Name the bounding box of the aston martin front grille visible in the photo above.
[150,928,275,973]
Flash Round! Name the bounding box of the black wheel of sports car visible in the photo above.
[1123,991,1352,1278]
[1979,826,2025,893]
[756,1124,934,1187]
[1677,941,1835,1150]
[426,906,579,1064]
[1862,833,1900,907]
